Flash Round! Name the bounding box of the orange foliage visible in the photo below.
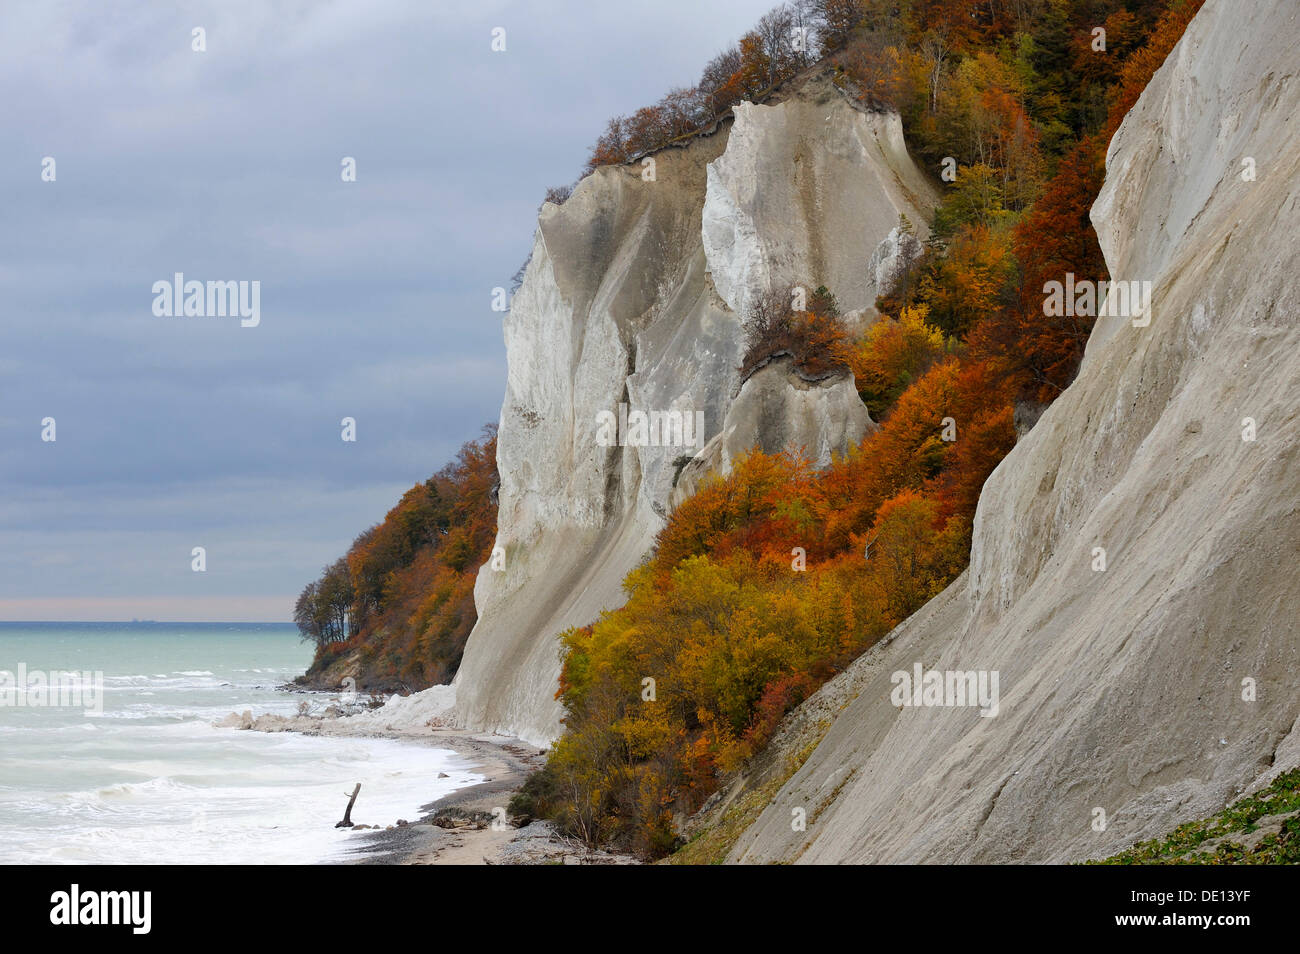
[299,428,498,690]
[739,286,852,382]
[916,224,1018,337]
[848,305,947,417]
[965,135,1107,402]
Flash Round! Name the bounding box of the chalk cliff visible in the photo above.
[451,74,938,745]
[726,0,1300,863]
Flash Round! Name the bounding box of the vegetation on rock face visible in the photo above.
[848,303,953,417]
[841,0,1205,403]
[295,428,498,691]
[294,0,1209,860]
[517,0,1206,859]
[571,0,1202,407]
[1094,769,1300,864]
[580,3,818,175]
[520,335,1012,855]
[739,285,852,383]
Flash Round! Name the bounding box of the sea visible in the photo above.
[0,622,479,864]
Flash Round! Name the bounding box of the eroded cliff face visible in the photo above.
[672,359,874,509]
[451,74,937,745]
[703,81,936,323]
[727,0,1300,863]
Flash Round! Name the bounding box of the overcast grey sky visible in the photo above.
[0,0,776,621]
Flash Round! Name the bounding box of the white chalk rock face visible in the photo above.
[672,359,874,509]
[729,0,1300,864]
[725,363,873,469]
[703,78,938,320]
[867,225,925,301]
[451,135,738,746]
[452,75,936,746]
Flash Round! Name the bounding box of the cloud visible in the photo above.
[1,0,776,619]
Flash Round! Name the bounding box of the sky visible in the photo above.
[0,0,777,622]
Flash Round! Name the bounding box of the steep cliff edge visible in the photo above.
[725,0,1300,863]
[451,73,937,745]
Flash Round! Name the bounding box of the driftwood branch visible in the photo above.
[335,783,361,828]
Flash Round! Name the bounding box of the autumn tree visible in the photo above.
[699,47,744,116]
[810,0,865,54]
[864,489,962,626]
[294,558,355,650]
[915,222,1018,338]
[930,163,1008,238]
[740,284,852,381]
[967,135,1106,401]
[754,5,798,87]
[849,304,948,417]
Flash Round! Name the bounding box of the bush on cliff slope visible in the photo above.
[739,285,852,383]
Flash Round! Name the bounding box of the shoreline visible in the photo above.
[224,700,637,865]
[345,728,547,865]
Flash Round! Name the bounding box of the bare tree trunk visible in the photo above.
[335,783,361,828]
[921,31,949,114]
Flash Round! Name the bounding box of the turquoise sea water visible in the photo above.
[0,622,477,864]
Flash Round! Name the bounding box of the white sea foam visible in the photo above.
[0,623,478,864]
